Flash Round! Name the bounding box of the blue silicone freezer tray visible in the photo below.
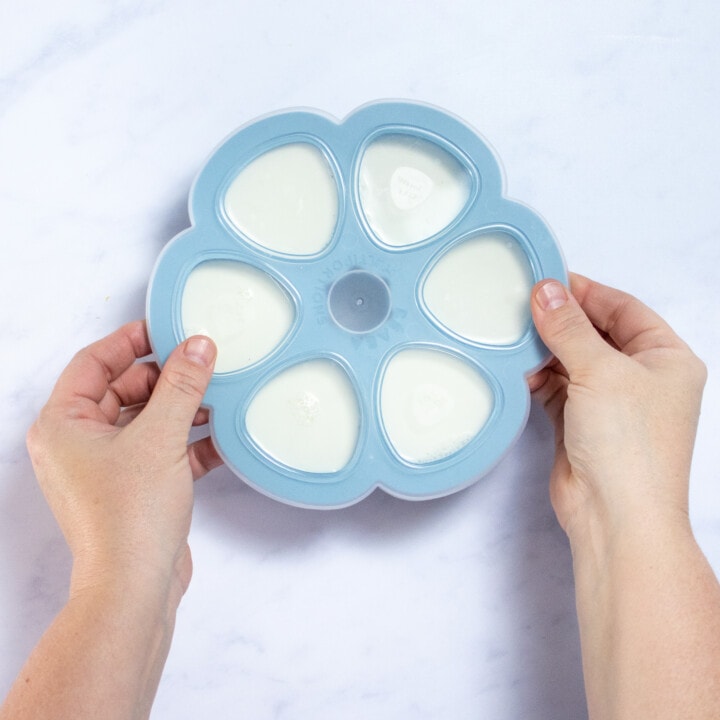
[146,100,567,508]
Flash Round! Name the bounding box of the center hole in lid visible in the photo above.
[328,270,391,334]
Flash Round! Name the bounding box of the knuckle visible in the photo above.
[687,353,708,390]
[25,408,55,462]
[673,344,707,385]
[25,421,41,457]
[162,363,207,399]
[548,306,589,345]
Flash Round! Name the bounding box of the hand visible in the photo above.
[527,273,706,541]
[26,321,222,602]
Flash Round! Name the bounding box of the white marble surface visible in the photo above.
[1,1,719,718]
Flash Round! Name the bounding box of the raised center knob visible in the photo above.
[327,270,391,334]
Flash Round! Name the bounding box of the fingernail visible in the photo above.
[536,281,568,311]
[184,336,215,367]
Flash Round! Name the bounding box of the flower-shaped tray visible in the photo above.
[147,101,566,508]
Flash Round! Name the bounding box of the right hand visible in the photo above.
[527,273,706,541]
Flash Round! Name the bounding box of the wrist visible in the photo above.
[6,561,184,720]
[562,480,720,720]
[69,542,192,616]
[558,463,691,551]
[564,491,693,575]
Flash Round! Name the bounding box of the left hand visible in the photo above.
[26,321,221,604]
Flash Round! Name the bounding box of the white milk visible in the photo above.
[358,134,471,247]
[224,142,338,255]
[380,348,493,464]
[423,232,534,345]
[181,260,294,373]
[245,359,360,473]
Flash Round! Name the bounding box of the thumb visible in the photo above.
[531,279,610,378]
[142,336,217,437]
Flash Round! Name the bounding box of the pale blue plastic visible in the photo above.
[146,101,567,508]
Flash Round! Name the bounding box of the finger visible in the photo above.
[188,435,224,480]
[527,356,567,393]
[531,279,613,379]
[108,361,161,408]
[50,321,152,409]
[530,365,569,430]
[94,362,161,424]
[569,273,685,356]
[116,404,210,432]
[140,336,216,441]
[527,367,549,394]
[193,407,211,426]
[115,403,146,427]
[102,366,210,427]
